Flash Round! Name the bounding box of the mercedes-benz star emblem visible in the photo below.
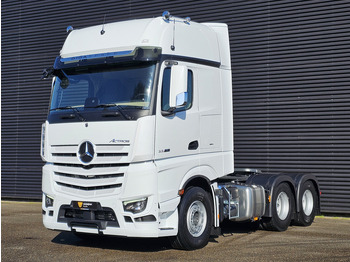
[78,141,95,164]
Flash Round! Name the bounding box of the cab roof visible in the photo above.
[60,16,225,66]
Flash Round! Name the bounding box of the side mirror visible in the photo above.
[169,65,188,108]
[41,67,54,80]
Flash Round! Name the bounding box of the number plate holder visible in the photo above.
[70,201,101,211]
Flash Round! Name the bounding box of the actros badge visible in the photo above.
[78,141,95,164]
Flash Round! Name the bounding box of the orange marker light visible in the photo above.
[178,189,185,196]
[268,195,271,203]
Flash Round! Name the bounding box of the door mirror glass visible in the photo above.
[176,92,188,107]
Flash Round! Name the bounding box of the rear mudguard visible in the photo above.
[245,173,320,218]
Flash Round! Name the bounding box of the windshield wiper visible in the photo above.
[50,106,86,122]
[93,103,132,120]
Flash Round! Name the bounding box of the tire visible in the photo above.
[295,181,317,226]
[262,183,294,232]
[170,187,213,250]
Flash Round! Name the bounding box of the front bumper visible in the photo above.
[42,161,178,238]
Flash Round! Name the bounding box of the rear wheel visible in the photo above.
[295,181,317,226]
[263,183,294,231]
[170,187,213,250]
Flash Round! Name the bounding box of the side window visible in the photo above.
[161,67,193,111]
[187,70,193,109]
[161,68,171,111]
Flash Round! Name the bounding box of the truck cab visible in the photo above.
[42,13,320,250]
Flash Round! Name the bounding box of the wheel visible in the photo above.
[295,181,317,226]
[170,187,213,250]
[262,183,294,232]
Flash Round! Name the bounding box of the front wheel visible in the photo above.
[170,187,213,250]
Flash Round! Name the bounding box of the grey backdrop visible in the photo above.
[2,0,350,213]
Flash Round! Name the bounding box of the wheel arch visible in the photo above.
[246,173,320,218]
[178,167,217,229]
[290,174,321,215]
[182,176,212,193]
[246,173,296,218]
[179,165,217,195]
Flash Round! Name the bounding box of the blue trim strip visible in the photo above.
[60,50,133,62]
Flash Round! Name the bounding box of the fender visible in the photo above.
[179,165,217,191]
[178,166,218,228]
[283,173,321,215]
[245,173,296,218]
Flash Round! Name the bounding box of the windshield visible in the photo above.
[50,62,156,111]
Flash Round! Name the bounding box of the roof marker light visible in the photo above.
[66,26,73,33]
[162,11,171,20]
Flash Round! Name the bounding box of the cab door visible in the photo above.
[155,61,200,202]
[155,61,199,159]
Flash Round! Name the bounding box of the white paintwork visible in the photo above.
[42,15,234,238]
[60,17,220,64]
[203,23,231,70]
[130,116,155,163]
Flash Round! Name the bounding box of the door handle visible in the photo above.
[188,140,199,150]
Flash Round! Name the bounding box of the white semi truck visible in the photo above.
[41,12,320,250]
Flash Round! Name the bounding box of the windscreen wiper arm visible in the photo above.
[50,106,86,122]
[93,104,132,120]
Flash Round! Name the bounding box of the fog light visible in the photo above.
[44,193,54,208]
[123,198,148,214]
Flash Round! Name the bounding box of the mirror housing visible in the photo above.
[41,67,54,80]
[169,65,188,108]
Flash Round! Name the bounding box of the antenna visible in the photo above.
[101,14,106,35]
[162,11,190,51]
[171,18,175,51]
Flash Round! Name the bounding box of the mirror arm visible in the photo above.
[161,107,176,116]
[41,67,66,80]
[41,67,54,80]
[161,103,187,117]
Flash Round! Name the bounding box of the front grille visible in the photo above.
[50,143,130,165]
[52,153,76,157]
[53,163,129,169]
[54,171,123,179]
[51,143,129,195]
[53,164,127,195]
[97,153,128,157]
[56,181,122,191]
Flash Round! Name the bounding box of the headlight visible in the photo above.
[43,193,54,208]
[123,198,148,214]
